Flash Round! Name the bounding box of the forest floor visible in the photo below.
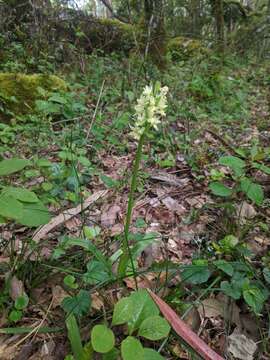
[0,54,270,359]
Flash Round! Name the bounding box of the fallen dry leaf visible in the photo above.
[228,328,257,360]
[91,292,104,311]
[52,285,68,309]
[101,205,121,227]
[237,202,257,224]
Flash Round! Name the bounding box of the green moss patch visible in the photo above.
[0,73,67,120]
[167,37,208,61]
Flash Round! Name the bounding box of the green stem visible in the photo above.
[118,130,146,280]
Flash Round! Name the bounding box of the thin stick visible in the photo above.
[85,80,105,141]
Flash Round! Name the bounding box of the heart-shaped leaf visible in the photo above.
[91,324,115,353]
[138,315,170,340]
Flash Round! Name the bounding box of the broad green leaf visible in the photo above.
[209,182,232,197]
[83,260,111,285]
[112,297,133,326]
[243,286,266,314]
[18,201,50,227]
[219,156,245,176]
[102,348,119,360]
[61,290,91,317]
[220,235,239,250]
[0,158,29,176]
[0,195,23,220]
[240,178,264,205]
[2,187,38,203]
[121,336,144,360]
[100,174,119,188]
[9,310,22,322]
[64,275,78,289]
[15,294,29,310]
[138,316,170,340]
[214,260,234,276]
[83,226,101,240]
[220,280,241,300]
[143,349,165,360]
[182,263,211,284]
[127,290,159,334]
[263,268,270,284]
[91,325,115,353]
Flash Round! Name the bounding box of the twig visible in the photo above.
[32,190,109,242]
[85,80,105,141]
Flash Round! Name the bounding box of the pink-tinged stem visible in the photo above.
[147,289,225,360]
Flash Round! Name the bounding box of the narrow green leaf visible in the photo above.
[66,314,85,360]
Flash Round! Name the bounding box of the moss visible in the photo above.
[167,37,208,61]
[0,73,67,120]
[68,17,140,54]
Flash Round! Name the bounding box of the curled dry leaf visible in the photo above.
[9,276,24,301]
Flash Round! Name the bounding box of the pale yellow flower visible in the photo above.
[131,84,168,140]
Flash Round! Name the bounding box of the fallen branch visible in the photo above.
[32,190,109,242]
[147,289,224,360]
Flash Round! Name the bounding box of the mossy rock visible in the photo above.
[167,37,208,61]
[0,73,67,120]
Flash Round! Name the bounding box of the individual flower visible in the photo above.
[131,83,168,140]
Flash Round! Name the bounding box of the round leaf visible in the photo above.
[143,349,165,360]
[127,289,159,334]
[91,325,115,353]
[9,310,23,322]
[112,297,133,326]
[121,336,144,360]
[138,316,170,340]
[15,294,29,310]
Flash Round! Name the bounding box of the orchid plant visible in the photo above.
[118,82,168,279]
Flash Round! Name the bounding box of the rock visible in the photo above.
[0,73,67,120]
[237,201,257,224]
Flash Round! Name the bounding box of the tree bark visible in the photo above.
[214,0,225,53]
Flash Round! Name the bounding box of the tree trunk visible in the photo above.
[144,0,166,68]
[214,0,225,53]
